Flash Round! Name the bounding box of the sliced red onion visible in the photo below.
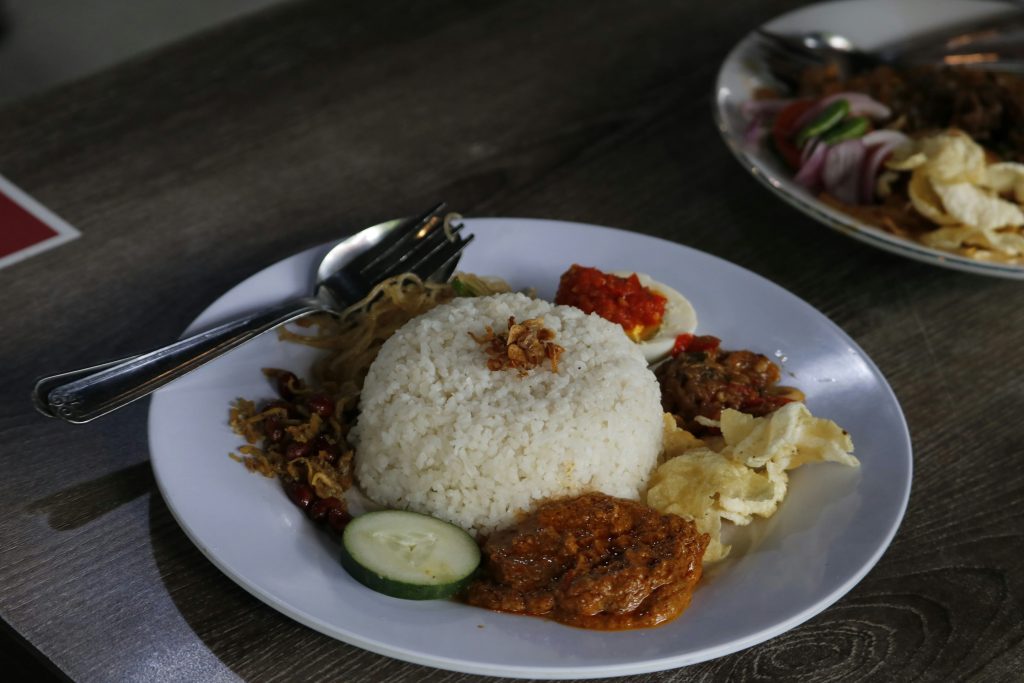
[842,93,891,120]
[800,136,821,165]
[794,140,828,190]
[860,145,888,204]
[823,139,866,204]
[860,137,910,203]
[862,129,910,148]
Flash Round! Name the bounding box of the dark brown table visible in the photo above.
[2,0,1023,680]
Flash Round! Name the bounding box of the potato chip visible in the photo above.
[886,129,1024,257]
[982,228,1024,256]
[888,130,985,179]
[921,224,1024,257]
[645,403,857,563]
[646,448,773,562]
[686,505,728,563]
[659,413,704,460]
[876,170,899,199]
[886,149,927,172]
[719,403,857,469]
[922,131,988,184]
[982,162,1024,203]
[931,182,1024,233]
[654,448,777,518]
[908,168,959,225]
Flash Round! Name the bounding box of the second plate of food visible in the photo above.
[715,0,1024,278]
[149,218,912,678]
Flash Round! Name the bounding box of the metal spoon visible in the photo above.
[755,10,1024,88]
[34,204,471,423]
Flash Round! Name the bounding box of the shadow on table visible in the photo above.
[26,462,154,530]
[146,493,456,682]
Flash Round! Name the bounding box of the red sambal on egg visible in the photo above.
[555,265,666,342]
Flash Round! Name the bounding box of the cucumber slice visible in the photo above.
[340,510,481,600]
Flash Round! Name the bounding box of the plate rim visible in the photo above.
[148,217,913,678]
[712,0,1024,280]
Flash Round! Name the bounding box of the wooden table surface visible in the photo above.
[2,0,1023,680]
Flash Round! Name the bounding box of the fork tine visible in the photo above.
[407,233,473,284]
[424,234,473,283]
[372,208,470,282]
[335,232,471,319]
[346,202,447,276]
[362,217,460,284]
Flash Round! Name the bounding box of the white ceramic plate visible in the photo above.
[714,0,1024,279]
[149,219,912,678]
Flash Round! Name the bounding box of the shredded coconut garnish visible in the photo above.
[469,316,564,376]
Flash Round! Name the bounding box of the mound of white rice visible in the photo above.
[350,292,664,536]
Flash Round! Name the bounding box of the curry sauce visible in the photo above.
[465,493,709,630]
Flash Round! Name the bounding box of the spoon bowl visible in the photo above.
[755,9,1024,88]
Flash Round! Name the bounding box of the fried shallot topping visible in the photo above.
[469,316,564,376]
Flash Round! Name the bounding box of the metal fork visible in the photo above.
[754,11,1024,89]
[34,204,472,423]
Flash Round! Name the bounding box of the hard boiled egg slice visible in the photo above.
[612,271,697,363]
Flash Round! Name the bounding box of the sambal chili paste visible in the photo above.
[555,265,666,341]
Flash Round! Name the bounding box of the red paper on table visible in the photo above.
[0,174,80,271]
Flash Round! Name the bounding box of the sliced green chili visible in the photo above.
[821,116,870,145]
[795,99,849,145]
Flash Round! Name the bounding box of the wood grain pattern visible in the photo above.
[1,0,1022,680]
